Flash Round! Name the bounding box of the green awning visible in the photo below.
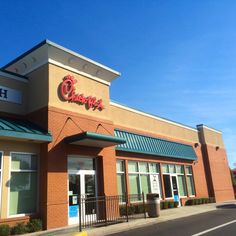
[0,117,52,142]
[115,129,197,161]
[64,131,126,148]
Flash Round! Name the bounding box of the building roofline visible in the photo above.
[110,100,198,132]
[0,69,28,83]
[197,124,222,134]
[2,39,121,77]
[1,40,47,70]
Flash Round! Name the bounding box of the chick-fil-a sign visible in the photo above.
[60,75,104,110]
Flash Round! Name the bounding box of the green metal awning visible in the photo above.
[64,132,126,148]
[0,117,52,142]
[115,129,197,161]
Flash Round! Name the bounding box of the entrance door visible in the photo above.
[171,175,180,206]
[68,170,96,225]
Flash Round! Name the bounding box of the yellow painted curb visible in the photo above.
[73,231,88,236]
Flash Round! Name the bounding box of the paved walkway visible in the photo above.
[28,201,236,236]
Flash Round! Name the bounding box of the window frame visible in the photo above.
[176,165,187,198]
[127,161,162,200]
[116,159,126,196]
[185,165,196,197]
[8,152,39,218]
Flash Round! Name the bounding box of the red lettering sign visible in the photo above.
[60,75,104,110]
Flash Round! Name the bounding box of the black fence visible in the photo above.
[78,193,147,231]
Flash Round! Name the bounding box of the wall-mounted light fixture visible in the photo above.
[194,143,199,148]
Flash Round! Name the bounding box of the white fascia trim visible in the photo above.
[47,40,121,76]
[0,71,28,83]
[197,125,222,134]
[48,59,111,86]
[110,101,198,132]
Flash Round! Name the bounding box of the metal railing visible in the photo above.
[78,193,146,231]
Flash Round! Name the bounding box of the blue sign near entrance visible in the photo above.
[174,194,179,202]
[69,205,78,218]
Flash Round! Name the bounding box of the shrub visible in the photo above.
[119,205,126,216]
[163,201,169,209]
[11,222,27,235]
[202,198,207,204]
[198,198,203,204]
[26,219,42,233]
[168,201,174,208]
[185,199,193,206]
[134,204,146,214]
[0,224,10,236]
[160,202,164,209]
[120,205,135,216]
[174,201,179,208]
[127,205,135,215]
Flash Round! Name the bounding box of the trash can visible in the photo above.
[146,193,160,217]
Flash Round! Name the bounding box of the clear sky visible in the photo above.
[0,1,235,167]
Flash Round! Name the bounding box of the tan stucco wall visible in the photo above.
[0,76,28,115]
[0,140,40,218]
[109,104,199,143]
[48,64,110,120]
[26,64,49,113]
[198,127,224,148]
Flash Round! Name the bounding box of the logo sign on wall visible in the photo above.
[60,75,104,110]
[0,85,22,104]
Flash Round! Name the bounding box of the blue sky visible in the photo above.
[0,1,235,167]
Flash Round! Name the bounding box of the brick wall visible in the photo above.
[203,144,234,202]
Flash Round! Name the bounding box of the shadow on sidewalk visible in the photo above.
[216,204,236,209]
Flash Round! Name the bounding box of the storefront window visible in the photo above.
[162,164,169,173]
[163,174,172,198]
[116,160,126,196]
[129,174,140,195]
[176,165,187,197]
[127,161,161,199]
[176,165,184,174]
[177,175,187,196]
[186,166,195,196]
[149,163,159,173]
[68,156,94,170]
[139,162,149,172]
[140,174,151,195]
[128,161,138,172]
[10,153,38,215]
[169,164,175,174]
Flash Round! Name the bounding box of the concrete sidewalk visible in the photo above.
[29,201,236,236]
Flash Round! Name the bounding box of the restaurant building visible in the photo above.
[0,40,234,229]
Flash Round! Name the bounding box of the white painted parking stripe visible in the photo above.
[192,219,236,236]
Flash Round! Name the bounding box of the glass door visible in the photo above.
[171,175,180,206]
[68,170,96,225]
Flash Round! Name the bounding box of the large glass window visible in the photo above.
[186,166,195,196]
[10,153,38,215]
[68,156,95,170]
[129,174,140,195]
[116,160,126,196]
[127,161,161,198]
[163,174,172,198]
[176,165,187,197]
